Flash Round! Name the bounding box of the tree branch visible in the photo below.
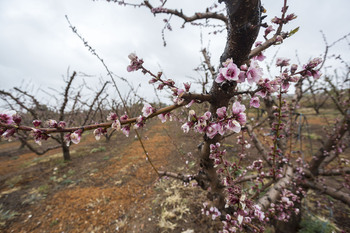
[258,166,293,210]
[303,180,350,205]
[144,1,228,26]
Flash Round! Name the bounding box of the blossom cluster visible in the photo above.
[206,143,269,233]
[0,110,20,141]
[268,189,302,222]
[127,53,192,105]
[127,53,144,72]
[215,59,263,85]
[151,7,167,13]
[181,102,247,139]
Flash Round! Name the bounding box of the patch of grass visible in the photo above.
[90,146,106,154]
[50,219,59,227]
[5,175,23,188]
[60,178,74,185]
[299,215,336,233]
[103,155,110,160]
[302,132,322,140]
[22,188,45,204]
[38,184,50,194]
[155,180,191,231]
[0,204,18,227]
[90,168,99,173]
[67,169,75,176]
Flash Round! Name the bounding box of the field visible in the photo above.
[0,109,349,232]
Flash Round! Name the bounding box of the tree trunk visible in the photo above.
[62,143,71,161]
[198,0,262,212]
[60,132,71,161]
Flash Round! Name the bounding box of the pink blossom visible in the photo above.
[223,62,240,81]
[0,110,16,125]
[194,118,207,133]
[120,114,128,121]
[134,115,146,129]
[276,58,290,67]
[186,110,195,121]
[290,64,298,74]
[183,82,191,92]
[2,128,16,141]
[231,102,247,127]
[232,101,246,115]
[222,58,233,67]
[127,53,144,72]
[237,113,246,125]
[285,13,297,22]
[264,25,274,37]
[304,57,322,69]
[13,114,21,125]
[107,112,118,121]
[271,16,281,24]
[256,78,278,98]
[227,119,241,133]
[93,127,106,141]
[47,119,58,128]
[70,129,82,144]
[202,111,211,120]
[238,70,246,83]
[151,7,167,13]
[112,119,121,130]
[256,89,267,98]
[250,97,260,108]
[142,103,155,117]
[215,60,240,83]
[31,128,49,145]
[157,83,164,90]
[181,122,190,133]
[185,100,195,108]
[216,107,227,119]
[312,70,322,79]
[158,113,170,123]
[121,125,130,137]
[246,61,263,84]
[64,133,71,146]
[58,121,66,128]
[32,120,41,128]
[148,78,157,84]
[253,205,265,222]
[215,71,226,83]
[282,80,290,91]
[206,123,218,139]
[254,52,266,61]
[217,122,225,136]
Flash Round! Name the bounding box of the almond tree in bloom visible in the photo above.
[1,0,349,232]
[0,72,109,161]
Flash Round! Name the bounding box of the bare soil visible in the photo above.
[0,120,221,233]
[0,109,349,232]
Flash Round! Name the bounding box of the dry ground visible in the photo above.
[0,108,349,232]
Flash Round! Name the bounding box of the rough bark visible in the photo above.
[198,0,262,211]
[60,132,71,161]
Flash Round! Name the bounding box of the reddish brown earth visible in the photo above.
[0,111,349,232]
[0,120,220,233]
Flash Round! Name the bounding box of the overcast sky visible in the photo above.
[1,0,350,106]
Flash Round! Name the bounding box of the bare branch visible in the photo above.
[144,1,228,26]
[303,180,350,205]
